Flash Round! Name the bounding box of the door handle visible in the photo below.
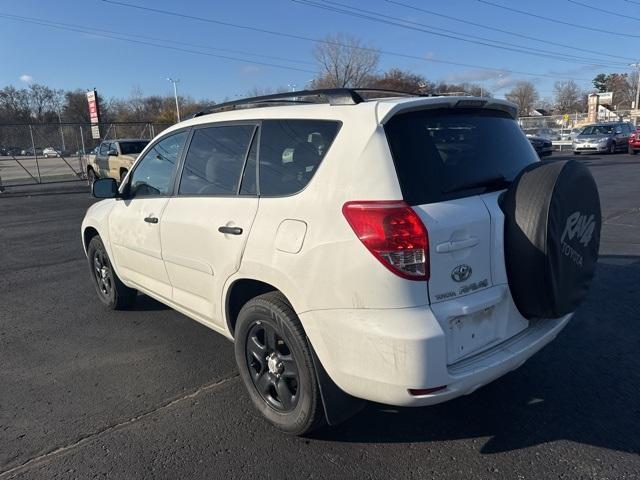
[144,216,159,224]
[218,226,243,235]
[436,236,479,253]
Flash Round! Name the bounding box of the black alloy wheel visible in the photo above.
[234,291,326,435]
[86,236,137,309]
[245,321,300,412]
[92,247,114,301]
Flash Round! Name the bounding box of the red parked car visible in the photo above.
[629,127,640,155]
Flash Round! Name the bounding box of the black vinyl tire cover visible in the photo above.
[502,160,601,319]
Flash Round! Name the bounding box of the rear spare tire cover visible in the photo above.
[502,160,601,319]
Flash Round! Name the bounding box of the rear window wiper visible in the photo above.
[442,175,511,194]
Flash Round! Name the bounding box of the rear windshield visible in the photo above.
[119,141,149,155]
[384,108,539,205]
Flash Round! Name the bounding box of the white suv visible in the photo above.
[82,89,601,435]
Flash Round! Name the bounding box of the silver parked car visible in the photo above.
[572,122,634,154]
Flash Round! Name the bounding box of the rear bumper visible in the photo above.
[301,301,571,407]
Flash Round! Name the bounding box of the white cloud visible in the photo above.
[19,74,33,83]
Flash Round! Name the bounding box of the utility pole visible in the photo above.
[56,110,66,151]
[631,63,640,111]
[167,77,181,122]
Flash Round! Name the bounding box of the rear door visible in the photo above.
[385,107,539,363]
[160,123,259,327]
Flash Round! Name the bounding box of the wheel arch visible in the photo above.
[82,226,100,254]
[225,277,365,426]
[224,278,280,338]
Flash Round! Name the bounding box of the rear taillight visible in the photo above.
[342,200,429,281]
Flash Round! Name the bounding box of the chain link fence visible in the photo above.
[518,110,639,137]
[0,122,171,189]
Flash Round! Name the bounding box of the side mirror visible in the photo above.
[107,149,118,156]
[92,178,119,198]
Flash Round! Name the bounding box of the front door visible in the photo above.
[108,130,189,299]
[96,142,110,177]
[160,123,259,326]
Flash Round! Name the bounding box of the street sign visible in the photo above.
[598,92,613,105]
[86,90,101,139]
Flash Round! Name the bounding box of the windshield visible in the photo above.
[119,141,149,155]
[385,108,539,205]
[580,125,614,135]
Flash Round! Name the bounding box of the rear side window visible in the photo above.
[119,141,149,155]
[385,108,539,205]
[179,125,255,196]
[258,120,340,196]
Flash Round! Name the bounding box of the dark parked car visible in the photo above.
[21,147,44,156]
[528,136,553,158]
[4,147,23,156]
[524,127,557,141]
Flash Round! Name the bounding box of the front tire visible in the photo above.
[234,292,325,435]
[87,168,97,189]
[87,236,136,310]
[629,146,637,155]
[608,142,616,154]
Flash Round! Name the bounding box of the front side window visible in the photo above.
[258,120,340,196]
[179,125,255,196]
[99,142,109,155]
[128,131,187,197]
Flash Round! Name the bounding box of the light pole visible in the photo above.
[630,63,640,111]
[56,109,66,152]
[167,77,181,122]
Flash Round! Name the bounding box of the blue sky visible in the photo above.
[0,0,636,103]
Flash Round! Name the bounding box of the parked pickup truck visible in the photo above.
[86,138,149,185]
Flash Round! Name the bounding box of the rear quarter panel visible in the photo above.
[231,116,429,317]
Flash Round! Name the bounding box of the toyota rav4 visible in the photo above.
[81,89,601,435]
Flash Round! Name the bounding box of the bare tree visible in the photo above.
[367,68,434,94]
[311,34,379,88]
[553,80,584,113]
[591,72,637,109]
[28,83,62,122]
[505,81,539,115]
[434,82,486,97]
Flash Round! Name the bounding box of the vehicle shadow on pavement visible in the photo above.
[129,294,171,312]
[313,255,640,455]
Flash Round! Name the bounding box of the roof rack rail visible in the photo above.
[192,88,423,117]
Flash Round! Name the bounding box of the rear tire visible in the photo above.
[120,169,128,184]
[87,236,136,310]
[629,146,637,155]
[234,292,325,435]
[608,142,616,154]
[573,151,580,155]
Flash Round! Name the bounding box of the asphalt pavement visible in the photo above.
[1,152,639,479]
